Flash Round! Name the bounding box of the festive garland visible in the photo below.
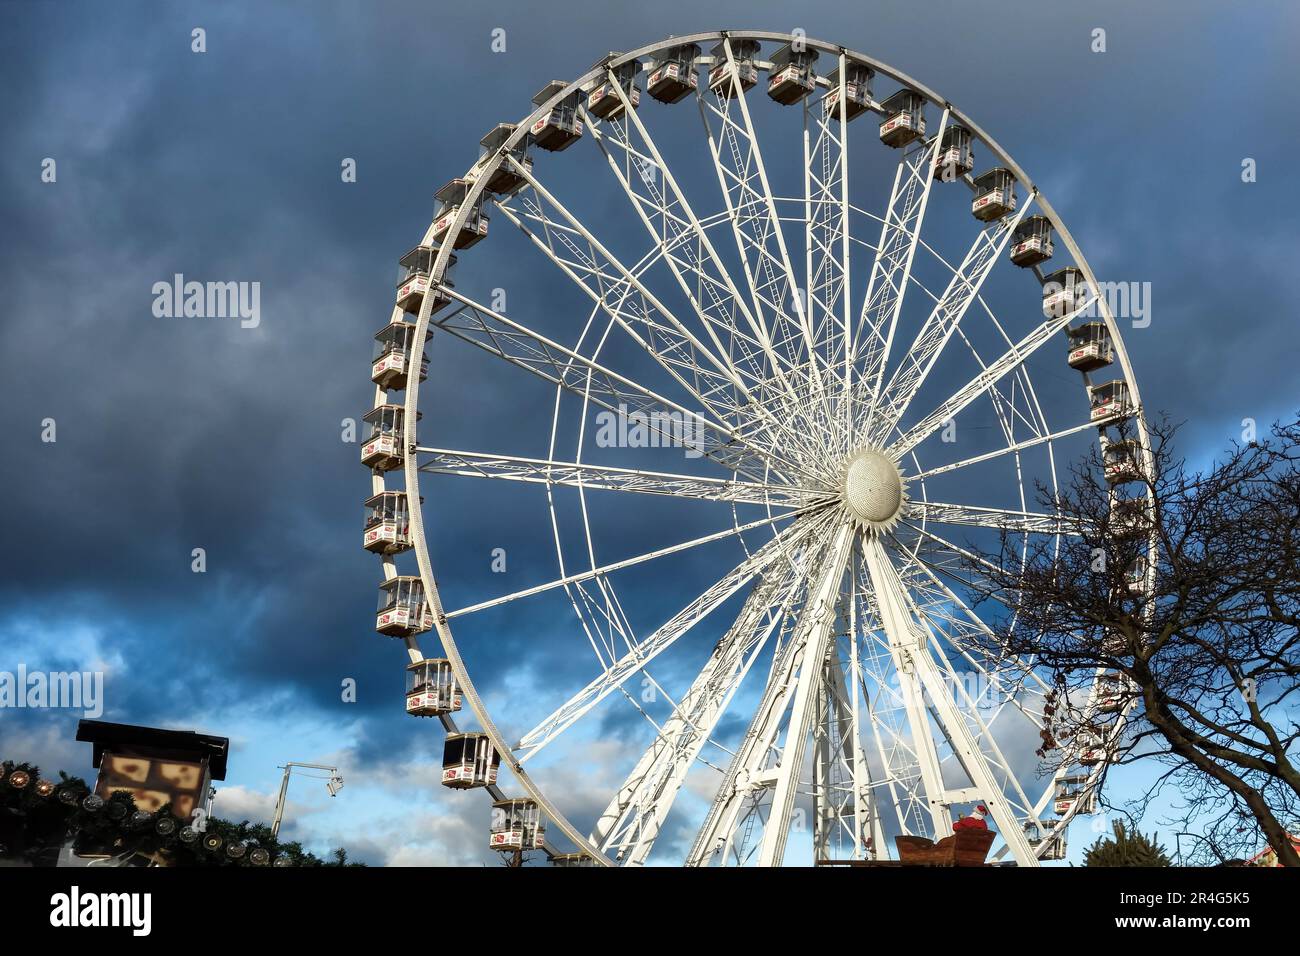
[0,760,360,867]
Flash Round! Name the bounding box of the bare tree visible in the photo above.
[967,415,1300,866]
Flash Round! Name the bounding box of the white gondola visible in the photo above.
[476,124,532,197]
[878,89,925,147]
[371,320,428,391]
[442,732,499,789]
[1023,819,1068,861]
[766,42,818,105]
[1066,321,1114,372]
[707,39,760,98]
[550,852,598,867]
[1077,727,1106,767]
[1101,628,1131,655]
[431,179,489,251]
[405,658,461,717]
[529,81,584,151]
[1009,215,1054,267]
[395,246,456,316]
[490,798,546,853]
[1053,776,1097,816]
[363,490,413,554]
[1124,556,1148,595]
[376,576,434,637]
[1089,380,1133,423]
[360,404,419,471]
[971,167,1016,221]
[1052,779,1078,815]
[1107,489,1149,541]
[587,58,641,120]
[1094,672,1132,715]
[1103,439,1145,485]
[935,125,974,180]
[1109,493,1150,540]
[823,62,873,121]
[646,44,699,103]
[1042,267,1089,319]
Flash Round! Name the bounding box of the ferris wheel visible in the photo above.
[361,30,1155,867]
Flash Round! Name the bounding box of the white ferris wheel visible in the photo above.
[361,30,1155,867]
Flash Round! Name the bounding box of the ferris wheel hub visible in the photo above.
[841,448,907,535]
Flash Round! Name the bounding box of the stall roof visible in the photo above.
[76,719,229,780]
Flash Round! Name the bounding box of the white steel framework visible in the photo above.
[365,30,1156,867]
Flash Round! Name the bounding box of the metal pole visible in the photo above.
[271,766,292,838]
[271,762,340,839]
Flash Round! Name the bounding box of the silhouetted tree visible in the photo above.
[968,415,1300,866]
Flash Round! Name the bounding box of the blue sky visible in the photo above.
[1,0,1297,865]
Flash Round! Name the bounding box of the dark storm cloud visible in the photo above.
[1,0,1296,798]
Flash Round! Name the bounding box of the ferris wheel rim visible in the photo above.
[388,29,1157,866]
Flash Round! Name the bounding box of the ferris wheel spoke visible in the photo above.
[840,612,911,854]
[513,514,825,764]
[861,685,929,840]
[850,110,947,436]
[841,210,1047,453]
[698,40,828,402]
[917,616,1041,838]
[416,447,824,508]
[897,522,1031,630]
[494,163,765,440]
[684,521,838,865]
[803,57,853,395]
[759,528,863,868]
[431,287,796,482]
[893,563,1040,814]
[591,555,807,864]
[888,290,1099,458]
[816,630,879,859]
[909,417,1099,481]
[905,555,1054,711]
[903,500,1073,536]
[824,558,888,858]
[902,520,1011,580]
[445,510,812,621]
[583,82,802,409]
[687,521,856,867]
[849,566,946,845]
[861,536,1040,865]
[856,542,952,839]
[869,197,1032,443]
[581,111,829,475]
